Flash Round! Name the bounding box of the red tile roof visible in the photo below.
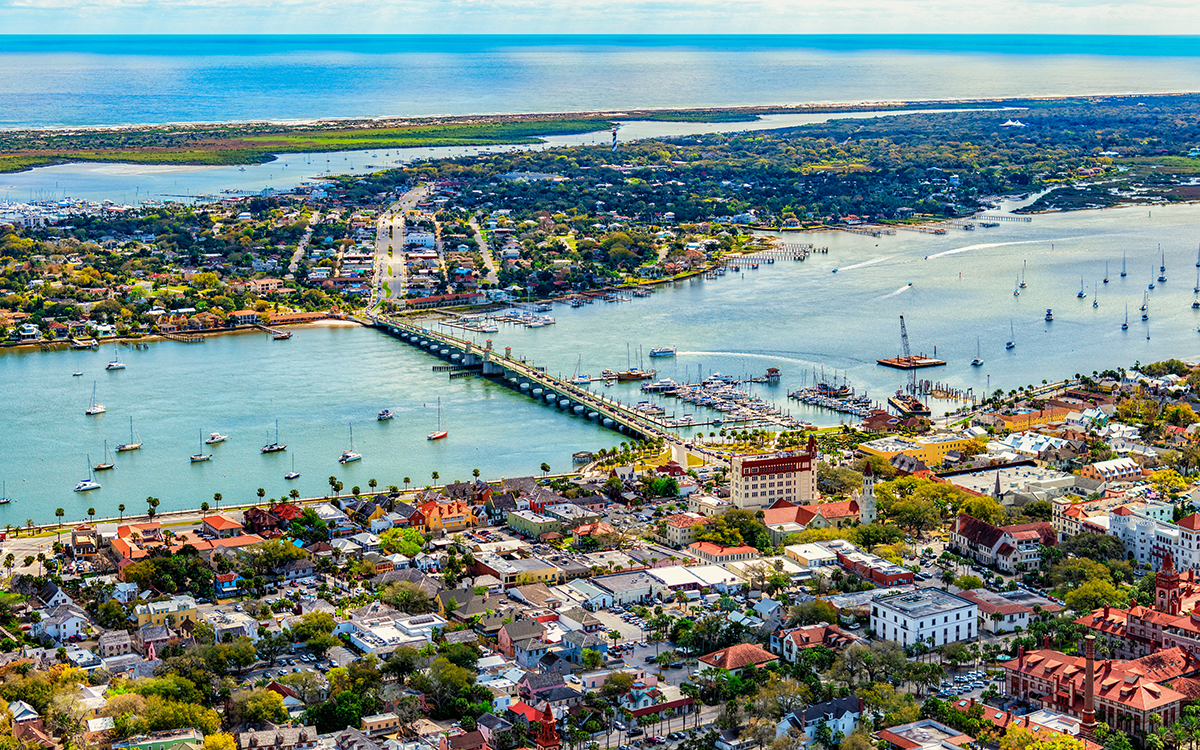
[203,514,242,531]
[699,642,778,671]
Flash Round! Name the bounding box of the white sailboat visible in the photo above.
[1006,320,1015,350]
[1019,260,1027,289]
[1158,246,1167,283]
[339,423,362,464]
[117,416,142,451]
[1121,250,1127,277]
[0,481,11,505]
[1092,284,1098,308]
[106,351,126,370]
[428,397,448,440]
[971,337,984,366]
[1149,266,1156,290]
[74,458,100,492]
[191,430,213,463]
[1077,277,1087,299]
[1122,304,1129,331]
[85,381,105,415]
[261,420,286,453]
[285,454,300,480]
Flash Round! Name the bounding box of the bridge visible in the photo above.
[364,315,660,440]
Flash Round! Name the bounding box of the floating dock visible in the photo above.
[877,355,947,370]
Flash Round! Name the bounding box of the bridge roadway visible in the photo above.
[366,315,659,440]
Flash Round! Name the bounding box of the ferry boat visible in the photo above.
[648,346,677,358]
[377,409,395,421]
[205,432,227,444]
[888,391,932,417]
[261,420,287,454]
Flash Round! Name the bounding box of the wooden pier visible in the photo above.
[877,355,947,370]
[161,332,205,344]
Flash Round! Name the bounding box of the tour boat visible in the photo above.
[94,441,115,471]
[262,420,287,453]
[377,409,395,421]
[971,338,984,367]
[427,397,448,440]
[74,459,101,492]
[648,346,677,358]
[339,423,362,464]
[205,432,227,445]
[85,381,106,415]
[117,416,142,452]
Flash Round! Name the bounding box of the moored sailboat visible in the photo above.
[94,441,114,471]
[339,423,362,464]
[428,397,448,440]
[117,416,142,451]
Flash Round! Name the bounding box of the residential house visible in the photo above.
[698,643,779,675]
[776,697,863,748]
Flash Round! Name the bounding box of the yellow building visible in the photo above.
[858,433,978,465]
[133,595,198,628]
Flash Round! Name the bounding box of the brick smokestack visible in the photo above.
[1082,635,1097,738]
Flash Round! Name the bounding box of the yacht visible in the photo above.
[85,381,106,415]
[377,409,395,421]
[649,346,677,358]
[205,432,227,445]
[339,423,362,463]
[117,416,142,451]
[262,420,287,454]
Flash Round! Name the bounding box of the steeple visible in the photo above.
[1157,551,1183,615]
[534,703,561,750]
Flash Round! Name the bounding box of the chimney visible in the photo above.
[1081,635,1097,738]
[1043,635,1050,650]
[1104,604,1110,617]
[1018,645,1026,665]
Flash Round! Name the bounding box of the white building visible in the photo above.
[730,452,815,510]
[870,589,977,648]
[1110,508,1200,571]
[405,231,436,248]
[346,613,448,656]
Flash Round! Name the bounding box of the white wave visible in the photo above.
[676,350,816,367]
[836,255,890,271]
[876,284,912,299]
[924,235,1100,260]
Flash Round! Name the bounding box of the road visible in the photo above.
[287,210,321,277]
[468,215,500,284]
[371,185,429,312]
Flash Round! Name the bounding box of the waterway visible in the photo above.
[7,199,1200,523]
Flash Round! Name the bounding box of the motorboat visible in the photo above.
[648,346,677,358]
[377,409,395,421]
[1044,309,1054,322]
[206,432,228,444]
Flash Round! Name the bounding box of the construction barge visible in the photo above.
[876,355,947,370]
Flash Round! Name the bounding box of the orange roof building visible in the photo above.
[687,541,758,564]
[698,642,778,674]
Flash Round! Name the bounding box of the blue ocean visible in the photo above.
[2,35,1200,128]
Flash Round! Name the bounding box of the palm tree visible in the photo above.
[431,470,439,484]
[146,496,160,519]
[403,477,411,490]
[87,507,96,523]
[54,508,64,540]
[213,492,222,512]
[328,476,339,497]
[368,478,378,494]
[473,468,480,479]
[541,462,551,476]
[201,502,210,514]
[118,504,125,521]
[290,489,301,501]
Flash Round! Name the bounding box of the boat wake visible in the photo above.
[876,284,913,299]
[925,235,1100,260]
[835,255,890,271]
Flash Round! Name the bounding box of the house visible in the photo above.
[282,557,316,581]
[214,572,243,598]
[35,604,90,643]
[202,514,243,538]
[687,542,758,564]
[949,514,1056,573]
[659,513,710,548]
[1079,457,1142,482]
[265,681,307,715]
[771,623,864,661]
[236,726,319,750]
[698,643,779,675]
[40,582,73,609]
[776,697,863,748]
[870,588,977,648]
[98,630,133,658]
[420,499,477,534]
[560,630,608,663]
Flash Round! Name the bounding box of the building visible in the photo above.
[114,729,205,750]
[133,595,197,629]
[475,554,561,588]
[698,642,779,675]
[730,451,816,510]
[98,630,133,658]
[858,433,978,466]
[1003,636,1186,736]
[1076,553,1200,659]
[236,726,319,750]
[783,543,838,569]
[506,510,561,539]
[419,499,477,534]
[822,539,914,587]
[870,589,977,647]
[687,542,759,564]
[956,588,1062,634]
[1079,457,1142,482]
[776,697,863,749]
[949,514,1056,573]
[773,624,864,663]
[201,514,243,538]
[1110,510,1200,572]
[660,513,710,547]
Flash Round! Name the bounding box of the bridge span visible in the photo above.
[365,315,659,441]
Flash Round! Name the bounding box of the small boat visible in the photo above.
[339,423,362,464]
[1013,278,1020,297]
[971,337,984,367]
[0,481,9,505]
[1195,242,1199,268]
[1193,268,1198,294]
[1121,251,1127,277]
[85,381,106,415]
[1006,320,1015,350]
[1150,266,1156,290]
[1019,260,1027,289]
[72,371,83,376]
[1143,295,1150,321]
[1103,262,1109,284]
[285,454,300,480]
[571,375,591,384]
[1141,291,1149,311]
[272,330,292,340]
[1077,277,1087,299]
[1092,285,1098,308]
[648,346,677,358]
[74,458,100,492]
[605,379,616,387]
[261,419,286,454]
[377,409,395,421]
[428,397,448,440]
[205,432,227,445]
[1122,304,1129,330]
[106,352,126,371]
[1045,309,1054,322]
[190,431,213,463]
[94,440,115,471]
[117,416,142,451]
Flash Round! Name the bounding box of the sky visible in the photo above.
[4,0,1200,35]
